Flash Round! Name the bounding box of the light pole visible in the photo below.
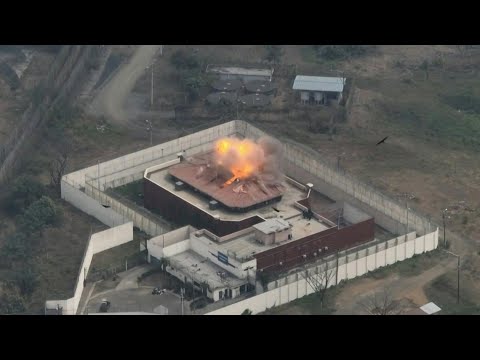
[442,208,449,248]
[180,287,185,315]
[145,119,152,146]
[443,249,460,304]
[150,62,154,108]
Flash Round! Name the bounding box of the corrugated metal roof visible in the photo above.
[253,218,291,234]
[293,75,345,92]
[208,66,273,77]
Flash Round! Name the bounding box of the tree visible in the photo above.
[4,175,45,215]
[0,284,27,315]
[1,232,30,263]
[181,69,211,100]
[264,45,284,65]
[315,45,374,61]
[359,288,404,315]
[302,262,336,309]
[419,60,429,80]
[13,267,38,297]
[18,196,58,235]
[49,146,70,193]
[170,50,201,70]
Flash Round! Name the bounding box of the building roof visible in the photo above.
[207,66,273,78]
[253,218,291,234]
[211,79,243,92]
[293,76,346,93]
[420,302,441,315]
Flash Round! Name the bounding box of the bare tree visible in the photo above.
[302,262,336,309]
[359,288,404,315]
[49,143,71,193]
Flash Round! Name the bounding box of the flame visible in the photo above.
[215,138,262,186]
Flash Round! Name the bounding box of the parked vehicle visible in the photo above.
[152,288,165,295]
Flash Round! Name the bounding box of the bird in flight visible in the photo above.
[376,136,389,146]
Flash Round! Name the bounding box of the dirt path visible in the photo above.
[90,45,161,126]
[334,257,457,314]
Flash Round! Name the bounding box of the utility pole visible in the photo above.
[151,63,154,108]
[180,287,185,315]
[443,249,460,304]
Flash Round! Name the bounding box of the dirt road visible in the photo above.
[333,257,457,314]
[90,45,161,125]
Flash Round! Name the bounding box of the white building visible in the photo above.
[293,75,346,105]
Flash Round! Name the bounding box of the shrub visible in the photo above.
[1,232,30,263]
[170,50,201,70]
[0,284,27,314]
[18,196,58,235]
[13,267,38,297]
[315,45,375,61]
[4,176,45,215]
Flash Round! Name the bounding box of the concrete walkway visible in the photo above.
[115,264,155,291]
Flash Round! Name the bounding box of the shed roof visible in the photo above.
[253,218,291,234]
[293,75,346,92]
[207,66,273,77]
[420,302,441,315]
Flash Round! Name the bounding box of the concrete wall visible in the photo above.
[343,202,370,224]
[61,180,125,227]
[162,240,191,258]
[64,120,237,189]
[84,181,169,236]
[45,222,133,315]
[206,228,439,315]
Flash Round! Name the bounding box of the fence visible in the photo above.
[206,227,439,315]
[45,222,134,315]
[0,45,106,184]
[237,120,436,237]
[84,174,170,237]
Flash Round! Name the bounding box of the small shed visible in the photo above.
[293,75,346,105]
[253,218,292,245]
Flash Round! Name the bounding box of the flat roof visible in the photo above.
[218,214,329,260]
[170,250,246,290]
[147,164,307,222]
[253,218,291,234]
[207,66,273,77]
[293,76,346,93]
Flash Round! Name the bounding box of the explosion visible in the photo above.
[214,137,283,187]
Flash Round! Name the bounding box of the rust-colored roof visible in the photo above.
[168,152,285,209]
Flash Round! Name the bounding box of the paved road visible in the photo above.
[115,264,154,291]
[90,45,161,126]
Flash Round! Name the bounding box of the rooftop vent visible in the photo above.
[175,181,185,191]
[209,200,219,210]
